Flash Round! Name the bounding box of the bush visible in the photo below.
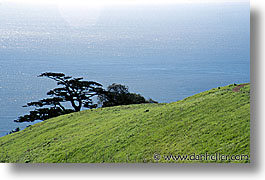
[98,83,157,107]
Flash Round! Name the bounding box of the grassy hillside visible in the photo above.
[0,83,250,163]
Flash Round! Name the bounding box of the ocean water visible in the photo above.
[0,2,249,136]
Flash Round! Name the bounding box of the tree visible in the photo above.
[98,83,157,107]
[15,72,103,123]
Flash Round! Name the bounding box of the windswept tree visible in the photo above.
[15,72,103,123]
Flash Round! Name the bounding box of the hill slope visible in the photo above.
[0,84,250,163]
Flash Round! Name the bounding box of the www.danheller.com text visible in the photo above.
[153,153,249,161]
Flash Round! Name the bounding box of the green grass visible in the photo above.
[0,83,250,163]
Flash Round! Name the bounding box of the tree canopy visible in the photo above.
[15,72,103,122]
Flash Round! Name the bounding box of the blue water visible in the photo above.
[0,2,249,136]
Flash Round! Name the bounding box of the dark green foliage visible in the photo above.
[39,72,103,111]
[15,72,103,123]
[98,83,156,107]
[15,107,74,123]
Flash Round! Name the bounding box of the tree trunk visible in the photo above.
[70,100,80,112]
